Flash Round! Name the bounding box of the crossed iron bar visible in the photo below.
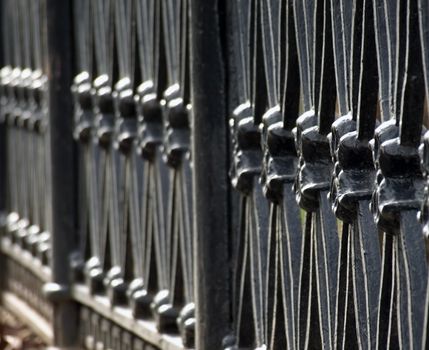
[228,0,429,349]
[70,0,195,347]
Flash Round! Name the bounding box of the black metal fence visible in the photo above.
[1,0,429,349]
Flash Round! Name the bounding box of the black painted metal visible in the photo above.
[294,1,339,348]
[44,0,79,345]
[2,0,429,349]
[332,1,381,349]
[191,1,230,348]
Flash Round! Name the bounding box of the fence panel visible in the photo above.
[1,0,429,349]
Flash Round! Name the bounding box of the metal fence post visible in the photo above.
[0,0,5,229]
[190,0,231,348]
[44,0,78,346]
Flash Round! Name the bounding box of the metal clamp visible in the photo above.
[114,77,138,155]
[260,107,298,203]
[333,131,375,223]
[420,131,429,237]
[294,110,331,212]
[72,71,93,143]
[93,75,115,149]
[28,70,47,135]
[163,84,191,168]
[230,103,262,194]
[43,282,71,302]
[373,136,425,234]
[16,68,32,130]
[329,114,378,223]
[0,66,12,124]
[136,81,164,160]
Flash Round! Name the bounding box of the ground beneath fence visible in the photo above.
[0,307,45,350]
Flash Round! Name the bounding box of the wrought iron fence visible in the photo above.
[1,0,429,349]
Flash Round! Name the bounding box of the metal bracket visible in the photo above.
[93,75,115,149]
[374,136,425,234]
[163,85,191,168]
[294,110,331,212]
[72,71,93,143]
[114,77,138,155]
[43,282,71,302]
[260,107,298,203]
[230,103,262,194]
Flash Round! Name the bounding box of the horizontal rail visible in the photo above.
[72,284,183,350]
[1,238,51,282]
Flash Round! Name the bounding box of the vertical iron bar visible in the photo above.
[190,0,231,348]
[44,0,78,346]
[0,0,5,229]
